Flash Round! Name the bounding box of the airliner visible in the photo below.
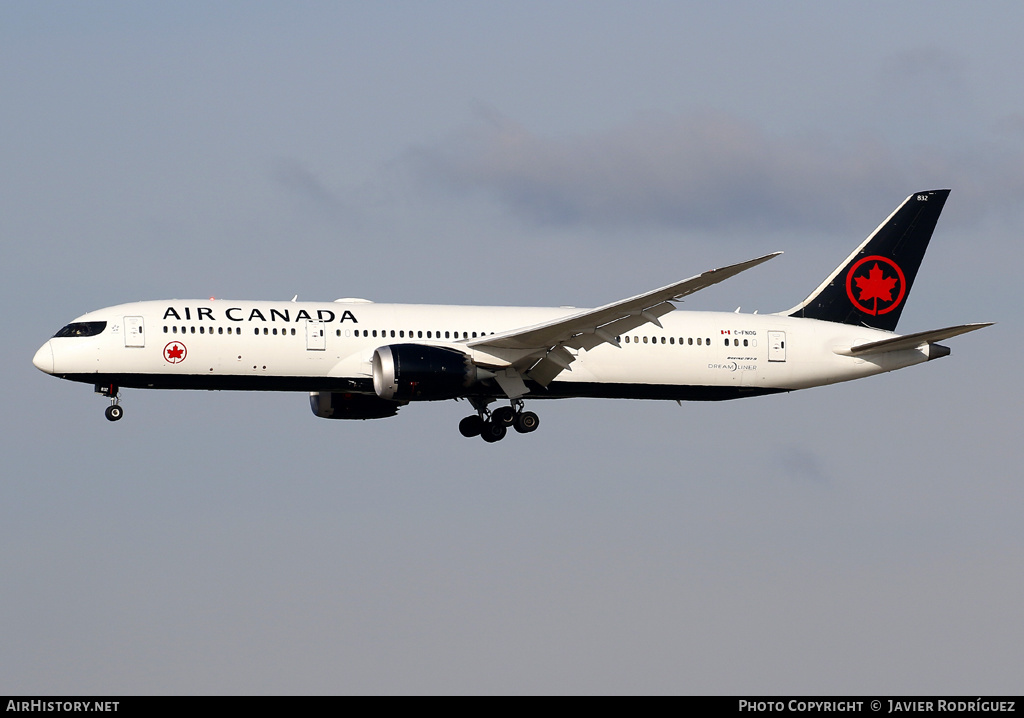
[33,189,990,442]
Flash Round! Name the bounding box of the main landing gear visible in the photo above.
[96,383,123,422]
[459,398,539,443]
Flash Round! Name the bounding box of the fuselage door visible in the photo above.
[768,330,786,362]
[306,320,326,351]
[124,316,145,348]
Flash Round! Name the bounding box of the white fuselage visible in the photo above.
[33,298,933,401]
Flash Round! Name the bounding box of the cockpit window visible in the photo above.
[53,321,107,338]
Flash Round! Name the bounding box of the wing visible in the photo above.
[468,252,782,394]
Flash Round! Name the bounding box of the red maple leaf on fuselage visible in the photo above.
[854,263,898,313]
[166,344,184,360]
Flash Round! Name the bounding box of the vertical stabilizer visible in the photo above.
[785,189,950,331]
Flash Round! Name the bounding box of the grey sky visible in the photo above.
[1,2,1020,694]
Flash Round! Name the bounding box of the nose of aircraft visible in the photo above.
[33,341,54,374]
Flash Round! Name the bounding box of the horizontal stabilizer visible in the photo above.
[835,323,993,357]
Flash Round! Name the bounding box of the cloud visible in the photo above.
[876,47,972,118]
[778,446,833,486]
[406,110,1024,234]
[271,158,349,218]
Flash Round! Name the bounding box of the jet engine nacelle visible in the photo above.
[372,344,478,401]
[309,391,405,420]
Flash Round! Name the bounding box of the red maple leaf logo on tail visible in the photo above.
[854,263,898,314]
[845,256,906,316]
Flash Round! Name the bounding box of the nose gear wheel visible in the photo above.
[96,383,123,422]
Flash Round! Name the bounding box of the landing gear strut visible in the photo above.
[459,398,539,442]
[96,383,123,422]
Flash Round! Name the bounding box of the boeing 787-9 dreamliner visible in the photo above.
[33,190,991,442]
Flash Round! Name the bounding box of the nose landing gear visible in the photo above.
[459,398,539,442]
[96,383,123,422]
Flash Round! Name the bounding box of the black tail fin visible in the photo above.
[785,189,950,331]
